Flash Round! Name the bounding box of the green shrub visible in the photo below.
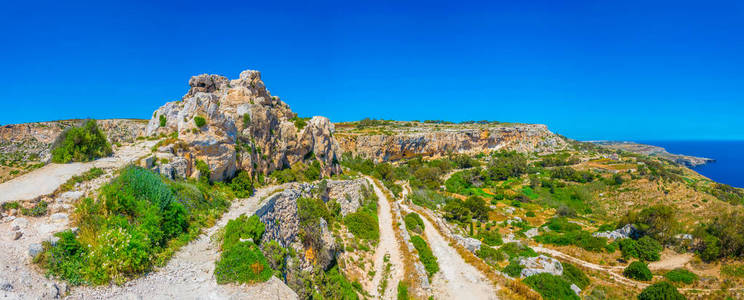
[214,241,273,284]
[623,261,653,281]
[476,245,505,265]
[223,215,265,250]
[411,235,439,277]
[562,263,590,289]
[664,268,698,284]
[619,236,662,261]
[503,260,524,277]
[476,230,503,246]
[526,211,536,217]
[638,282,686,300]
[21,200,48,216]
[523,273,580,300]
[499,242,538,259]
[345,210,379,241]
[1,201,20,211]
[315,266,359,300]
[261,240,288,273]
[397,281,410,300]
[404,212,425,234]
[159,115,166,127]
[291,116,308,130]
[229,170,254,198]
[51,120,112,163]
[195,159,211,185]
[193,116,206,127]
[242,113,251,128]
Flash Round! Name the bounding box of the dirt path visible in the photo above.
[68,184,296,300]
[398,202,498,300]
[367,178,405,299]
[0,142,155,204]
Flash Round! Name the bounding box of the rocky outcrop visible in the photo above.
[336,122,567,162]
[145,70,341,181]
[253,179,370,272]
[592,224,638,240]
[519,255,563,278]
[0,119,146,164]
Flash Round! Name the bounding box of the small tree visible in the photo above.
[637,282,686,300]
[194,116,207,127]
[624,261,653,281]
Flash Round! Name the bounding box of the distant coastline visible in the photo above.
[589,140,714,168]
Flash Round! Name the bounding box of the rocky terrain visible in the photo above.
[335,121,567,162]
[591,141,714,167]
[145,70,341,181]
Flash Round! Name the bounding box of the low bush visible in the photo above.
[345,210,379,241]
[623,261,653,281]
[222,215,265,250]
[228,170,254,198]
[476,245,505,265]
[59,167,104,193]
[664,268,698,284]
[315,266,359,299]
[397,281,410,300]
[21,200,48,217]
[411,235,439,277]
[476,230,503,246]
[638,282,686,300]
[562,263,590,289]
[51,120,112,163]
[523,273,580,300]
[159,115,166,127]
[193,116,206,127]
[619,236,662,261]
[503,260,524,277]
[404,212,425,234]
[214,240,273,284]
[499,242,538,259]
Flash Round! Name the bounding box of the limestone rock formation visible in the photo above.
[519,255,564,278]
[145,70,341,181]
[335,122,567,162]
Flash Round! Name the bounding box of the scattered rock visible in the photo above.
[519,255,563,278]
[592,224,637,240]
[8,230,22,240]
[454,234,482,253]
[11,217,28,228]
[524,227,539,239]
[59,191,84,202]
[570,283,581,295]
[50,213,68,223]
[28,243,43,258]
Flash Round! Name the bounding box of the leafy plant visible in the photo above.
[193,116,206,128]
[222,215,265,250]
[562,263,590,289]
[664,268,698,284]
[503,260,524,277]
[159,115,166,127]
[404,212,425,234]
[411,235,439,277]
[523,273,579,300]
[638,282,686,300]
[344,210,379,241]
[214,240,273,284]
[229,170,254,198]
[51,120,112,163]
[623,261,653,281]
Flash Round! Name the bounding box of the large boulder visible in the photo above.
[592,224,638,240]
[145,70,341,181]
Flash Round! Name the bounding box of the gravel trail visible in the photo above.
[0,142,155,204]
[367,178,405,299]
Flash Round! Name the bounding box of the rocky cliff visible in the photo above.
[335,121,567,162]
[145,70,341,181]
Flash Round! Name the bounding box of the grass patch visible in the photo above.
[523,273,579,300]
[664,268,698,284]
[411,235,439,278]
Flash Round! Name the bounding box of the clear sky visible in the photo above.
[2,0,743,141]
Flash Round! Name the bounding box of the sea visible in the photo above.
[639,140,744,188]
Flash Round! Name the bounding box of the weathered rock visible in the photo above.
[8,231,22,240]
[50,213,68,223]
[28,243,43,257]
[519,255,563,278]
[570,283,581,295]
[326,178,371,216]
[336,122,567,162]
[144,70,342,182]
[592,224,637,240]
[59,191,84,202]
[454,234,482,253]
[524,227,539,239]
[156,156,188,180]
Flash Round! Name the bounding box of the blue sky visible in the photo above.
[1,0,743,141]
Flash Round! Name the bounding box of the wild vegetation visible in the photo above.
[51,119,112,163]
